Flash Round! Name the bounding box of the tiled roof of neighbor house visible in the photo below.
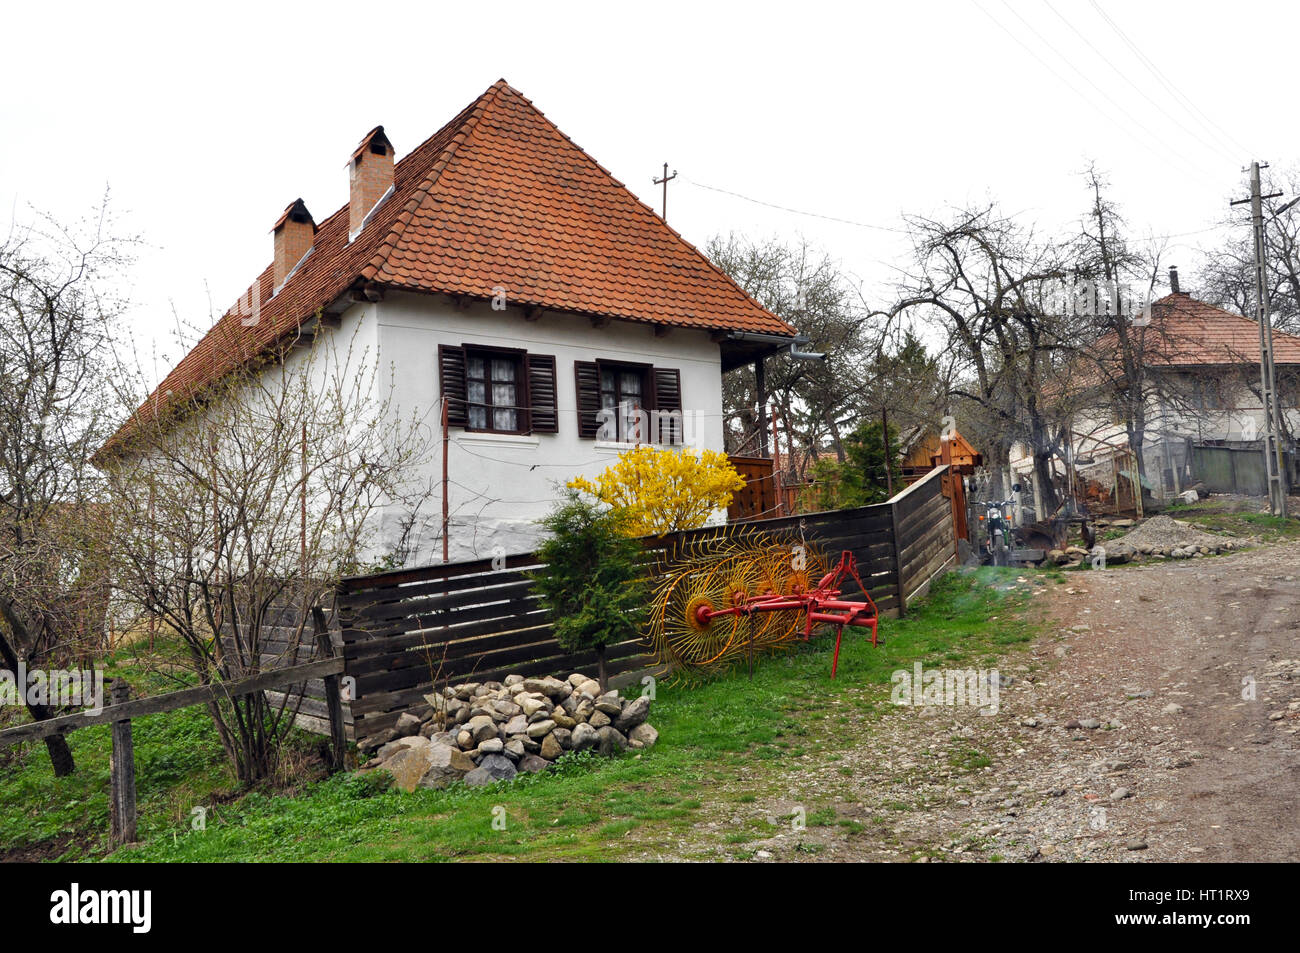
[100,79,794,460]
[1139,292,1300,365]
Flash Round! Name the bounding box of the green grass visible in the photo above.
[0,566,1045,862]
[1162,501,1300,540]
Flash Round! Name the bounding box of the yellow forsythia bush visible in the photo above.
[567,445,746,536]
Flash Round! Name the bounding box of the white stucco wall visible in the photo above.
[371,291,727,564]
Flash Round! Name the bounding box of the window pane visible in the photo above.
[493,408,517,431]
[468,406,488,429]
[601,369,615,390]
[491,358,515,382]
[621,370,642,395]
[467,381,486,405]
[466,356,485,379]
[493,382,515,410]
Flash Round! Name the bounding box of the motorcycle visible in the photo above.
[974,499,1016,566]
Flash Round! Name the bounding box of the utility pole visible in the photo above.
[1232,161,1289,516]
[653,162,677,221]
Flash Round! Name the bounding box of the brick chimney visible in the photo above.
[1169,265,1181,294]
[272,198,315,290]
[349,126,394,238]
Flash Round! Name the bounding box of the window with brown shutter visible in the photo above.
[574,359,685,444]
[652,366,683,445]
[574,360,602,438]
[439,344,558,435]
[526,354,558,433]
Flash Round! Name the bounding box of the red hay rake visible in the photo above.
[648,532,880,680]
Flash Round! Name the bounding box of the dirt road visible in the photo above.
[685,542,1300,862]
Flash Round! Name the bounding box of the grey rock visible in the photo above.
[1079,718,1102,730]
[589,710,612,729]
[503,714,530,736]
[466,714,498,745]
[518,695,550,718]
[628,723,659,748]
[571,722,598,751]
[394,712,423,737]
[358,728,399,754]
[478,753,518,781]
[595,725,628,756]
[417,743,476,790]
[614,695,651,732]
[462,767,496,787]
[594,692,623,716]
[527,718,556,739]
[476,738,504,756]
[517,754,552,774]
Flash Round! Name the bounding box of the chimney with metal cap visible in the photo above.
[349,126,394,238]
[1169,266,1181,294]
[272,198,315,290]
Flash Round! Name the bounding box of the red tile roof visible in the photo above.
[1140,292,1300,365]
[100,80,793,459]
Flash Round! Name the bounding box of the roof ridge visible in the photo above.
[361,80,508,282]
[492,85,790,327]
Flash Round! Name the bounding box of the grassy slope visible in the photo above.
[1160,501,1300,541]
[1,567,1046,862]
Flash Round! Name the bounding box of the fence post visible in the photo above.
[889,495,907,619]
[109,679,136,847]
[313,606,347,773]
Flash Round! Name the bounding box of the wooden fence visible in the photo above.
[336,465,957,743]
[0,607,349,847]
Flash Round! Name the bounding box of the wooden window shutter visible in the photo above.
[526,354,558,434]
[574,360,601,438]
[438,344,468,428]
[652,366,683,444]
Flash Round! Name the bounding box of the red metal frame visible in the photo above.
[693,550,879,678]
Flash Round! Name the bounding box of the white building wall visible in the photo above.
[372,291,727,564]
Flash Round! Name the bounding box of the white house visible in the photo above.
[1007,280,1300,515]
[100,80,796,563]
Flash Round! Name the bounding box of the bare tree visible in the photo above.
[706,235,884,476]
[0,203,129,776]
[103,320,434,785]
[1201,163,1300,336]
[1065,165,1171,483]
[891,206,1080,513]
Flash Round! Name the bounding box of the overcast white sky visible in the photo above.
[1,0,1288,387]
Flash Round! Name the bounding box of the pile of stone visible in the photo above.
[360,673,658,792]
[1047,515,1241,566]
[1106,514,1241,560]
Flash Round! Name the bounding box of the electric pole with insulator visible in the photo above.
[1232,161,1289,516]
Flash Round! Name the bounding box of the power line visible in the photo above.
[982,0,1221,188]
[1088,0,1252,159]
[1042,0,1239,165]
[683,177,910,233]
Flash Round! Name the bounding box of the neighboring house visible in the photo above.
[99,80,796,563]
[1008,280,1300,513]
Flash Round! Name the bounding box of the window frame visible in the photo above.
[463,344,529,435]
[597,359,653,444]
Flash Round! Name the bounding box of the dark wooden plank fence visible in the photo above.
[336,465,957,743]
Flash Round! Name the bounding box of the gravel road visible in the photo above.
[673,541,1300,862]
